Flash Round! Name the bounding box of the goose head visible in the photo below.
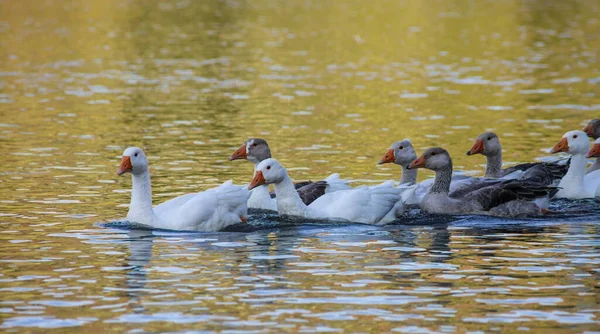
[466,131,501,157]
[229,138,272,164]
[550,130,589,156]
[583,119,600,139]
[117,147,148,176]
[248,158,287,190]
[586,138,600,158]
[377,139,417,166]
[407,147,452,171]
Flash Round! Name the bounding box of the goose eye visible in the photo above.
[134,153,138,157]
[487,137,491,141]
[431,152,436,156]
[252,143,257,147]
[399,146,403,150]
[266,166,271,170]
[573,135,578,139]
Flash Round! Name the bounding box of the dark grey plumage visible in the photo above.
[449,178,504,199]
[413,147,555,216]
[519,159,570,185]
[501,162,539,177]
[296,181,328,205]
[294,181,313,189]
[462,179,557,211]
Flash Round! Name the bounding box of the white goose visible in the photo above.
[550,131,600,199]
[117,147,250,231]
[229,138,350,211]
[249,158,402,225]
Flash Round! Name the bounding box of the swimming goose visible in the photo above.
[117,147,250,231]
[550,130,600,199]
[377,140,419,185]
[407,147,556,216]
[229,138,350,210]
[374,140,421,222]
[377,139,500,206]
[249,158,402,224]
[466,132,568,185]
[583,119,600,173]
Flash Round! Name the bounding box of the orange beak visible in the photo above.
[248,171,266,190]
[377,149,395,164]
[583,124,594,137]
[550,137,569,154]
[239,215,247,223]
[229,144,247,161]
[586,143,600,158]
[117,156,133,175]
[407,155,426,169]
[467,138,484,156]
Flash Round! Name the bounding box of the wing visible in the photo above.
[520,160,570,186]
[212,180,251,212]
[296,181,328,205]
[154,193,198,216]
[463,180,556,211]
[310,181,401,224]
[501,162,539,177]
[449,178,504,198]
[294,181,313,189]
[323,173,352,193]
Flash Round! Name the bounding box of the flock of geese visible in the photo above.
[116,119,600,232]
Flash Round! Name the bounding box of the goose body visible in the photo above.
[117,147,249,232]
[408,147,556,217]
[250,158,402,225]
[377,139,500,208]
[467,132,568,185]
[229,138,350,210]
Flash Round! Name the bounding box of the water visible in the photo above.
[1,0,599,332]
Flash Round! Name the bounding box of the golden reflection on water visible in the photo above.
[0,0,599,332]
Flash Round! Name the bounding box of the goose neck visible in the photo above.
[128,171,155,219]
[485,152,502,178]
[564,153,587,181]
[272,173,308,212]
[400,164,418,184]
[431,164,453,195]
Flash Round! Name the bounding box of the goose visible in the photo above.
[550,130,600,199]
[466,132,568,185]
[229,138,350,210]
[117,147,250,231]
[377,139,501,206]
[583,119,600,173]
[248,158,402,225]
[407,147,557,216]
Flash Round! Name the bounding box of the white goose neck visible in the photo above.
[563,153,586,184]
[272,173,309,216]
[128,171,157,222]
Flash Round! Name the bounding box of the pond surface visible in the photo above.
[0,0,599,332]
